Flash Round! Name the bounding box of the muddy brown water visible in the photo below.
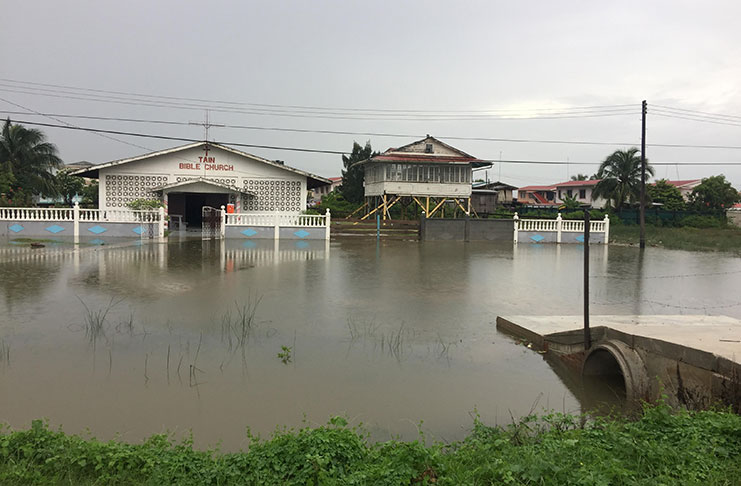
[0,237,739,450]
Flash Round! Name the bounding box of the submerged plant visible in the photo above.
[220,296,261,351]
[77,296,123,346]
[0,339,9,367]
[277,345,292,364]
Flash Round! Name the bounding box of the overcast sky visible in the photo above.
[2,0,741,187]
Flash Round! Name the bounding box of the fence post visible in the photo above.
[219,205,226,239]
[158,206,166,240]
[513,212,519,244]
[274,208,280,240]
[325,208,331,241]
[603,214,610,244]
[73,202,80,243]
[556,212,562,244]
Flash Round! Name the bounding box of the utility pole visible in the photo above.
[639,100,647,249]
[583,207,591,350]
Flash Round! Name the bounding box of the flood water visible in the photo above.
[1,236,740,450]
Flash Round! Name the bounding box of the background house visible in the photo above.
[471,180,517,215]
[554,180,607,209]
[517,185,557,206]
[311,176,342,204]
[661,179,702,201]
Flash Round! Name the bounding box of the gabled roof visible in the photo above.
[518,185,556,192]
[663,179,701,188]
[356,135,491,168]
[149,177,256,196]
[70,141,331,188]
[554,179,601,188]
[472,180,518,190]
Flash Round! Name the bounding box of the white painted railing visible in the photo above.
[1,203,165,241]
[513,213,610,243]
[0,207,74,221]
[225,211,329,227]
[224,208,331,240]
[79,208,162,223]
[1,206,162,223]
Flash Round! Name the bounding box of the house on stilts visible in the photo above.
[354,136,491,220]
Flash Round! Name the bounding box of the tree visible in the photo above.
[570,173,597,181]
[81,180,99,207]
[647,179,685,210]
[592,148,654,208]
[689,175,740,211]
[339,141,376,204]
[55,168,85,205]
[0,119,62,199]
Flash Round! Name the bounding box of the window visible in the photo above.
[425,143,433,153]
[579,189,586,199]
[567,189,573,198]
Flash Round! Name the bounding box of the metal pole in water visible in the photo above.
[583,208,591,350]
[376,213,380,240]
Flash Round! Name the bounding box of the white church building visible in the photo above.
[72,142,330,228]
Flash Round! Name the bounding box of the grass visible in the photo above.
[610,224,741,253]
[0,403,740,485]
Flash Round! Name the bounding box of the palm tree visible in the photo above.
[0,119,62,198]
[592,148,654,208]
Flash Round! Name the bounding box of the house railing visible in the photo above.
[1,203,165,240]
[0,207,74,221]
[224,208,331,240]
[513,213,609,243]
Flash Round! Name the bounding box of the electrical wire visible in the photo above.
[0,97,153,152]
[8,118,741,166]
[0,77,638,116]
[0,84,640,121]
[4,109,741,150]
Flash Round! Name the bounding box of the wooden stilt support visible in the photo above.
[427,198,447,218]
[453,198,468,215]
[382,194,388,221]
[426,196,429,215]
[345,202,368,219]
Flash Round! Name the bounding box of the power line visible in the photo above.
[0,84,640,121]
[0,77,638,115]
[4,109,741,151]
[6,118,348,155]
[652,104,741,122]
[9,118,741,166]
[651,110,741,128]
[0,97,153,152]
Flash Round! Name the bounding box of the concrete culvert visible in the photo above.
[583,349,627,401]
[582,341,649,405]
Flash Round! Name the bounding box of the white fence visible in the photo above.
[513,213,610,243]
[224,208,331,240]
[1,202,165,241]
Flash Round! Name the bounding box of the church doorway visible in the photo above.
[170,193,228,228]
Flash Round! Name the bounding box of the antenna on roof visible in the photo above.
[189,110,225,141]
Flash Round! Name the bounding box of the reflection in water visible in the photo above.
[0,238,739,449]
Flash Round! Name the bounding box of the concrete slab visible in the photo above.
[497,315,741,365]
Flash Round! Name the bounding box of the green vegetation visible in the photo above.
[611,224,741,253]
[647,179,686,210]
[54,168,85,206]
[0,120,63,206]
[689,175,741,211]
[593,148,654,209]
[126,198,163,210]
[1,404,740,485]
[277,345,292,364]
[339,141,376,204]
